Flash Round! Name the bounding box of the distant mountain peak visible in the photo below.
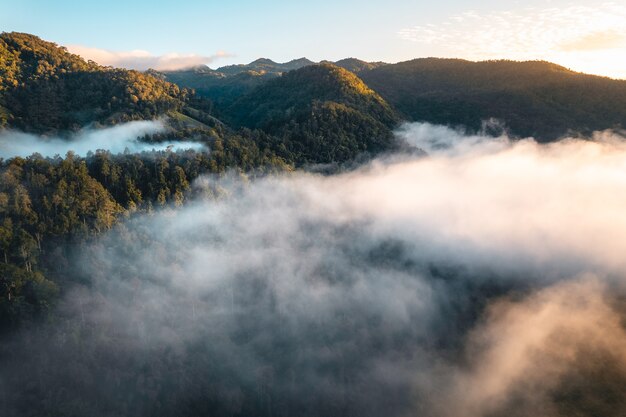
[333,58,388,73]
[250,58,277,65]
[215,57,315,76]
[286,57,314,65]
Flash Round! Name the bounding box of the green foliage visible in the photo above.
[163,69,277,109]
[216,57,314,76]
[331,58,387,74]
[161,58,384,108]
[0,32,189,132]
[360,58,626,140]
[224,64,399,163]
[161,58,314,109]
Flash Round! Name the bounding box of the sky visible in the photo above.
[1,0,625,78]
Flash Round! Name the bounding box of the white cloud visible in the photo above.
[398,2,626,79]
[67,45,231,71]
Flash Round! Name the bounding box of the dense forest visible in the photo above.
[223,64,399,163]
[0,32,189,133]
[160,58,315,108]
[0,138,288,331]
[160,58,384,107]
[0,33,400,165]
[359,58,626,140]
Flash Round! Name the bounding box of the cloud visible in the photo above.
[398,2,626,78]
[558,29,626,52]
[0,121,205,158]
[429,278,626,417]
[67,45,232,71]
[2,123,626,416]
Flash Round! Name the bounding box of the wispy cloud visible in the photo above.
[558,29,626,52]
[398,2,626,78]
[0,121,205,158]
[67,45,231,71]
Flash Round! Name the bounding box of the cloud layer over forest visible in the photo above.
[2,123,626,416]
[0,120,205,158]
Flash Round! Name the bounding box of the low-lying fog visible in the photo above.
[2,122,626,417]
[0,120,205,158]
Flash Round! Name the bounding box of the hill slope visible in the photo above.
[161,58,386,108]
[226,64,399,163]
[217,57,315,75]
[0,32,189,133]
[360,58,626,140]
[162,67,277,109]
[161,58,317,109]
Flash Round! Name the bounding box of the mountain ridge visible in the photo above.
[224,63,399,163]
[359,57,626,139]
[4,32,626,143]
[0,32,189,133]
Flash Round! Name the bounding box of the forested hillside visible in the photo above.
[0,32,404,166]
[359,58,626,140]
[160,58,315,108]
[224,64,399,163]
[0,44,403,326]
[160,58,386,108]
[0,138,288,330]
[217,57,315,75]
[0,32,190,133]
[162,55,626,141]
[162,68,276,109]
[331,58,387,73]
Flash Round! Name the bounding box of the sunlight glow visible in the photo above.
[399,2,626,79]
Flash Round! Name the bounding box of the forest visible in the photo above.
[2,30,626,417]
[0,139,290,331]
[358,58,626,140]
[165,55,626,141]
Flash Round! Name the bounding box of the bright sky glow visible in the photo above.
[1,0,624,78]
[399,2,626,78]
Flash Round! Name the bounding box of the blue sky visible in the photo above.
[2,0,625,78]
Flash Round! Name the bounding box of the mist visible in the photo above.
[0,120,205,159]
[1,122,626,416]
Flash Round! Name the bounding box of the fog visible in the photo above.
[0,120,205,159]
[1,123,626,416]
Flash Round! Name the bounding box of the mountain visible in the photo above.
[161,66,277,109]
[0,32,190,133]
[161,58,316,108]
[160,58,385,108]
[332,58,387,73]
[165,56,626,142]
[225,63,399,163]
[0,33,403,166]
[359,58,626,140]
[217,57,315,75]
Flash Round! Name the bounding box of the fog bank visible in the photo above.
[1,123,626,417]
[0,120,205,159]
